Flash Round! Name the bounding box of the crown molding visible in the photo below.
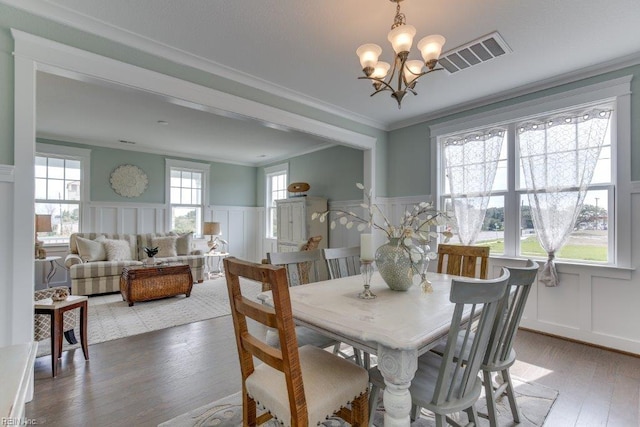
[0,165,14,182]
[36,132,259,167]
[1,0,386,131]
[389,51,640,131]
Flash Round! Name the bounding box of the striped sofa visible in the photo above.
[65,232,205,296]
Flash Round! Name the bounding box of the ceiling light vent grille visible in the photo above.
[438,32,511,74]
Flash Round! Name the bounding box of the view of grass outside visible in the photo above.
[449,202,609,263]
[478,230,608,262]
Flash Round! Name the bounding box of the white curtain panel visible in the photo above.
[444,130,505,245]
[518,108,611,286]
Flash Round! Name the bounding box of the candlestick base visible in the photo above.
[358,260,376,299]
[421,275,433,294]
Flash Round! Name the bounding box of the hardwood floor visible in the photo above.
[26,317,640,426]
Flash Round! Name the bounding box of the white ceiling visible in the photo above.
[11,0,640,165]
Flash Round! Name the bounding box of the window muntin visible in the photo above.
[170,168,203,235]
[439,104,613,264]
[34,154,83,245]
[265,165,288,239]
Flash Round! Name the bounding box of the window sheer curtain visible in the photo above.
[443,130,505,245]
[518,108,611,286]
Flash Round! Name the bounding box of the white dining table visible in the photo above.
[258,271,462,427]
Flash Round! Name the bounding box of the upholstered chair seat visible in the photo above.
[246,344,369,426]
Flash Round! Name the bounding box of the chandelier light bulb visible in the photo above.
[403,60,424,85]
[372,61,391,80]
[417,35,446,67]
[388,24,416,54]
[356,44,382,71]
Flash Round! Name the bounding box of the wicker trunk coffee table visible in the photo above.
[120,264,193,306]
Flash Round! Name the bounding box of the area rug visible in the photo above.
[159,376,558,426]
[36,277,262,357]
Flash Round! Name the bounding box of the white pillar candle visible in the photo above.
[360,233,374,261]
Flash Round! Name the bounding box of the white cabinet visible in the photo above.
[275,197,328,252]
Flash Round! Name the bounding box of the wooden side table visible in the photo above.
[34,295,89,377]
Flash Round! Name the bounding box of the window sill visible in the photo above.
[490,254,634,280]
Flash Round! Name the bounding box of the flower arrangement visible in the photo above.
[312,183,451,252]
[312,183,452,292]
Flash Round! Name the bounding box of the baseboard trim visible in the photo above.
[519,327,640,359]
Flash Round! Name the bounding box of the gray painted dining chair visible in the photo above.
[323,246,361,280]
[480,260,539,426]
[429,260,539,427]
[267,249,326,286]
[322,246,370,368]
[266,249,337,350]
[368,269,510,427]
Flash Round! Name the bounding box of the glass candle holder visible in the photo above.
[418,242,433,293]
[358,260,376,299]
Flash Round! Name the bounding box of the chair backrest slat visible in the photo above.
[437,244,490,279]
[322,246,361,279]
[268,249,325,285]
[432,269,510,406]
[486,260,539,367]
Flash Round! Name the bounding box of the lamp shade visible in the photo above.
[356,43,382,69]
[35,214,52,233]
[371,61,391,80]
[404,60,424,84]
[388,24,416,54]
[203,222,221,236]
[417,34,446,64]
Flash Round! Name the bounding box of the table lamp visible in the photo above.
[203,222,221,252]
[35,214,52,259]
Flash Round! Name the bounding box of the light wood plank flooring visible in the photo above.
[25,316,640,426]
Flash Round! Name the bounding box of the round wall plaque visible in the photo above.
[110,164,148,198]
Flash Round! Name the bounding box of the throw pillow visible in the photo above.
[171,232,193,255]
[76,235,107,262]
[103,239,134,261]
[152,236,178,257]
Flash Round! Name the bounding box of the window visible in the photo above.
[35,144,90,245]
[166,159,209,236]
[265,164,288,238]
[432,77,631,266]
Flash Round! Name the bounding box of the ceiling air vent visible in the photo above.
[438,32,511,74]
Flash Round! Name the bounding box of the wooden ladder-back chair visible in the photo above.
[224,257,369,426]
[480,260,539,427]
[437,244,490,279]
[368,269,510,427]
[323,246,361,280]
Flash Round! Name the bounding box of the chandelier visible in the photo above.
[356,0,446,108]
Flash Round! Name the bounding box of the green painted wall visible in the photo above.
[37,139,257,206]
[387,65,640,196]
[257,145,365,206]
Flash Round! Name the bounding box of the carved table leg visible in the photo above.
[377,345,418,427]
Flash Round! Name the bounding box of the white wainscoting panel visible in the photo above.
[209,205,260,262]
[87,202,168,234]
